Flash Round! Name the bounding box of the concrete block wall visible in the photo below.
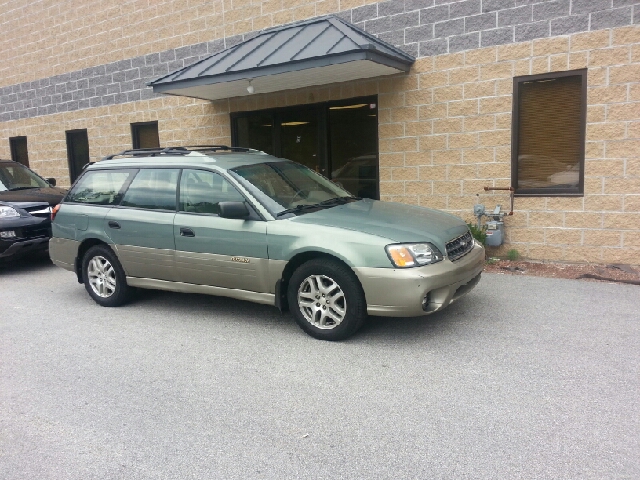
[1,0,639,264]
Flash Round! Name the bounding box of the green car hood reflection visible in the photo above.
[289,199,468,249]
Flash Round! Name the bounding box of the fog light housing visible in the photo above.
[422,292,431,311]
[1,230,17,239]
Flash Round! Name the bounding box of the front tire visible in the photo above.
[82,245,131,307]
[287,259,367,341]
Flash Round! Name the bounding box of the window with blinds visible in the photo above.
[131,121,160,149]
[512,69,586,196]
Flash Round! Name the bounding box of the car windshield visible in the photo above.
[0,162,49,191]
[230,161,355,217]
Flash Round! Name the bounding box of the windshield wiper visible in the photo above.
[276,196,357,217]
[276,204,323,217]
[8,186,37,191]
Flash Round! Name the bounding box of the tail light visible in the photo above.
[51,204,61,221]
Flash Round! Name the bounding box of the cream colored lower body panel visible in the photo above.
[126,277,275,306]
[113,245,176,281]
[353,244,485,317]
[49,237,80,272]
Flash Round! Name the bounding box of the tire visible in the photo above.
[287,258,367,341]
[82,245,131,307]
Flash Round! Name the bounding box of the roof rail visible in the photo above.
[100,145,257,161]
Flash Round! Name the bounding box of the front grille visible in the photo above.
[23,205,52,218]
[446,231,474,262]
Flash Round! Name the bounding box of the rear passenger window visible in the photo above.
[66,170,135,205]
[121,169,179,211]
[179,169,244,215]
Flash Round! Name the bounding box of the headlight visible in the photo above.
[385,243,443,267]
[0,206,20,218]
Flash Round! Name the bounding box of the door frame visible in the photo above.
[230,95,379,198]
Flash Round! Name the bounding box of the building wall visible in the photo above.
[1,0,639,264]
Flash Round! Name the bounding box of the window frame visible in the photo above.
[130,121,160,149]
[511,68,587,197]
[65,128,90,184]
[9,136,29,167]
[64,168,138,206]
[178,168,247,217]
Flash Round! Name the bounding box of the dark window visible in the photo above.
[66,170,135,205]
[9,136,29,167]
[121,168,179,210]
[66,129,90,183]
[512,69,587,196]
[131,121,160,149]
[231,97,379,199]
[179,169,245,215]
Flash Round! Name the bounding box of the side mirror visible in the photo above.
[46,178,57,186]
[219,201,249,219]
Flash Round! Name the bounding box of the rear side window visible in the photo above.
[66,170,135,205]
[179,169,244,215]
[121,168,179,211]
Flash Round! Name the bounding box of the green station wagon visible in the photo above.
[50,146,484,340]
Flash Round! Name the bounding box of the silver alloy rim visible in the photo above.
[87,255,117,298]
[297,274,346,330]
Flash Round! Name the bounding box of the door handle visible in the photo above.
[108,220,121,229]
[180,227,195,237]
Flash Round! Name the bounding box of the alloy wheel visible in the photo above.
[87,255,117,298]
[297,274,346,329]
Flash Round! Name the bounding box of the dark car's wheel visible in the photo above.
[287,259,367,341]
[82,245,131,307]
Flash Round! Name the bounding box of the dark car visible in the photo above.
[0,160,66,262]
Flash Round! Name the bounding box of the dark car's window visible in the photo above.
[179,169,244,215]
[0,162,49,191]
[121,168,179,211]
[66,169,135,205]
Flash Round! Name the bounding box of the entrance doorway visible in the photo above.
[231,96,378,199]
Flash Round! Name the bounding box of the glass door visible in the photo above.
[231,96,379,199]
[279,107,322,174]
[328,101,378,199]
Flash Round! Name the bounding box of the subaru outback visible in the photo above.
[50,146,484,340]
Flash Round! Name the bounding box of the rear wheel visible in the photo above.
[82,245,131,307]
[287,259,366,341]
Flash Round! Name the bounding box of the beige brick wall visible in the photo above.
[1,23,638,265]
[371,26,640,265]
[1,0,381,88]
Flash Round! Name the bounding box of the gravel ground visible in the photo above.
[484,259,640,284]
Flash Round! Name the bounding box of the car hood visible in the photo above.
[0,187,66,206]
[290,199,469,247]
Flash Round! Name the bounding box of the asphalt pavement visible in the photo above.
[1,256,639,479]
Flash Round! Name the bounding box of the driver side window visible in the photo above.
[179,169,244,215]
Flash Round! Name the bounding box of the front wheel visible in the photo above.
[287,259,367,341]
[82,245,131,307]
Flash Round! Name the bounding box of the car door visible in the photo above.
[173,169,269,293]
[104,168,179,281]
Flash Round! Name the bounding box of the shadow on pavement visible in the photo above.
[0,254,55,275]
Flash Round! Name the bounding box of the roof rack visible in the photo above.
[101,145,257,161]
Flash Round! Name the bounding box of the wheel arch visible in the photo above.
[75,238,111,283]
[277,251,364,313]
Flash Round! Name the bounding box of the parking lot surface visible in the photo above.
[1,257,639,479]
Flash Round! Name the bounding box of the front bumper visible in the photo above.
[353,243,485,317]
[0,236,50,260]
[1,217,52,261]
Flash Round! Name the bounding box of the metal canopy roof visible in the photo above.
[148,16,415,101]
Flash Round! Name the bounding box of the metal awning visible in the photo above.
[148,16,415,101]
